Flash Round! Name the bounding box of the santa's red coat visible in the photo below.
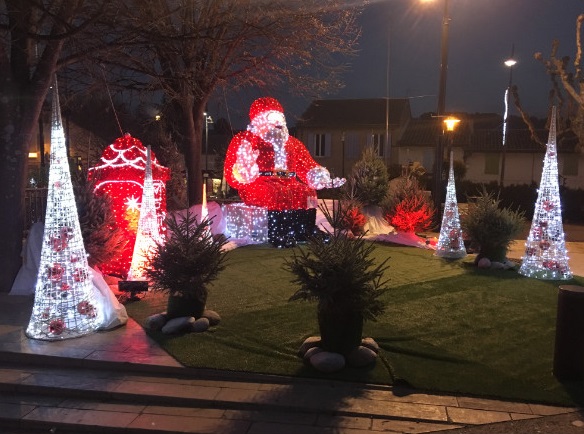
[224,131,319,211]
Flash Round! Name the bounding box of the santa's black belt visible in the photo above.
[259,171,296,178]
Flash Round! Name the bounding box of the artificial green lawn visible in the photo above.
[125,242,584,406]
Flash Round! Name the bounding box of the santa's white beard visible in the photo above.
[263,126,289,146]
[263,127,289,170]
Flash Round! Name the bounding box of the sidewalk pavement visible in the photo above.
[507,240,584,277]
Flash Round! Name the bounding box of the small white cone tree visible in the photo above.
[26,79,100,340]
[128,146,164,281]
[435,152,466,259]
[519,106,572,280]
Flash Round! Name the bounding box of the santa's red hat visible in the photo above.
[249,97,284,122]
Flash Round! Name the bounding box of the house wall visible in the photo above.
[396,147,465,174]
[295,128,394,179]
[463,151,584,189]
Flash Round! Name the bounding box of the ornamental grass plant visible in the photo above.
[461,187,526,262]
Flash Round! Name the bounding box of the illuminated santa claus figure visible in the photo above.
[224,97,344,247]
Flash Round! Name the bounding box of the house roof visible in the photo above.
[397,117,471,147]
[297,98,410,129]
[397,114,579,153]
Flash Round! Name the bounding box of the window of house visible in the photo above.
[314,133,326,157]
[369,133,384,157]
[484,154,500,175]
[563,155,579,176]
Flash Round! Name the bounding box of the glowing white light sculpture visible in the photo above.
[128,146,163,281]
[26,79,100,340]
[435,151,466,259]
[519,107,572,280]
[223,203,268,242]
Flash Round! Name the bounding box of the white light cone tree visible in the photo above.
[26,79,100,340]
[519,107,572,280]
[435,151,467,259]
[128,146,164,281]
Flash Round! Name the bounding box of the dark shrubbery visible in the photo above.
[456,181,584,224]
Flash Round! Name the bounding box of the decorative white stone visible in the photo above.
[298,336,321,357]
[202,309,221,326]
[162,316,195,334]
[361,337,379,353]
[310,351,346,373]
[347,345,378,368]
[303,346,324,361]
[191,317,210,333]
[502,259,516,270]
[490,261,506,269]
[145,313,167,331]
[477,257,491,269]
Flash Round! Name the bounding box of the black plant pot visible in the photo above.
[317,306,364,356]
[166,293,206,319]
[476,244,508,263]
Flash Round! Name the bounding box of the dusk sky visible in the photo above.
[210,0,584,129]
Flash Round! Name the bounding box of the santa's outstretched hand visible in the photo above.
[306,166,346,190]
[232,139,260,185]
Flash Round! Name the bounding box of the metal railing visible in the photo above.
[24,188,48,231]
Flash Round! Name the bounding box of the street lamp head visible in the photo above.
[504,58,517,68]
[443,116,460,132]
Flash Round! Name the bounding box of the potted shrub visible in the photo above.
[146,210,228,319]
[286,231,389,357]
[461,187,525,263]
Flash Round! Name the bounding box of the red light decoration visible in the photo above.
[224,97,346,247]
[387,196,434,234]
[224,97,343,211]
[88,134,170,278]
[341,206,367,235]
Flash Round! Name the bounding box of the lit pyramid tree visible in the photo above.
[435,151,466,259]
[26,79,100,340]
[127,146,164,281]
[519,107,572,280]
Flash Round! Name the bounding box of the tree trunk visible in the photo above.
[183,102,206,206]
[0,81,53,292]
[0,16,63,292]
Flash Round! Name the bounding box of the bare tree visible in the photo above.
[513,13,584,150]
[106,0,361,205]
[0,0,125,292]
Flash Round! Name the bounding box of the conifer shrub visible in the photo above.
[346,146,389,207]
[73,173,127,268]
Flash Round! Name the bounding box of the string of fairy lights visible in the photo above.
[519,107,572,280]
[128,146,163,280]
[26,80,100,340]
[435,151,467,259]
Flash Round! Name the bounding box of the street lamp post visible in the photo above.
[500,45,516,187]
[204,112,213,171]
[432,0,452,220]
[436,0,450,117]
[341,131,346,177]
[443,116,460,157]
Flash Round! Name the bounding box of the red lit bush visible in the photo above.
[341,205,367,235]
[386,196,434,233]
